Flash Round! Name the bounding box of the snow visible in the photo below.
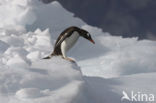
[79,35,156,78]
[84,73,156,103]
[0,0,156,103]
[0,57,85,103]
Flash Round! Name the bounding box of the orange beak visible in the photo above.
[89,39,95,44]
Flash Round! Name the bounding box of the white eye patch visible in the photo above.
[87,33,90,37]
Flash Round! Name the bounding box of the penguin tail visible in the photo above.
[43,56,51,59]
[43,52,58,59]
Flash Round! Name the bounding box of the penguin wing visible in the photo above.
[55,33,68,46]
[55,31,73,47]
[54,26,79,47]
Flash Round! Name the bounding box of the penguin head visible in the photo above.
[79,29,95,44]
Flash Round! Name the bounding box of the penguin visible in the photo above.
[43,26,95,62]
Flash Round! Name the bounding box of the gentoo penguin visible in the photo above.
[43,26,95,62]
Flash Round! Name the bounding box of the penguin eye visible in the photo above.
[87,33,90,37]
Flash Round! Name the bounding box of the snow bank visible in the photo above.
[0,0,36,28]
[0,27,87,103]
[0,1,88,102]
[84,72,156,103]
[79,33,156,78]
[0,59,85,103]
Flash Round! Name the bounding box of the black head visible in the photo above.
[79,29,95,44]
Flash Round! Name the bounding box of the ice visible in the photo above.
[79,35,156,78]
[6,54,29,68]
[26,51,41,61]
[0,40,9,54]
[0,0,36,28]
[0,57,85,103]
[84,72,156,103]
[16,88,44,99]
[0,0,156,103]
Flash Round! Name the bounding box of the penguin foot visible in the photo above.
[63,57,76,63]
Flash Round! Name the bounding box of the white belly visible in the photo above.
[61,31,79,58]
